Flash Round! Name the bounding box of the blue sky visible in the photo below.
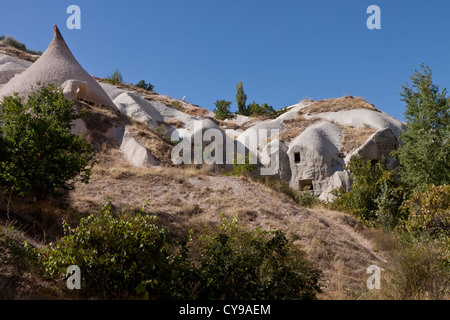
[1,0,450,121]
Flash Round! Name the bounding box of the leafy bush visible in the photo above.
[296,187,317,208]
[0,83,94,204]
[30,201,174,299]
[247,102,276,117]
[375,182,402,232]
[105,69,123,85]
[174,214,322,300]
[225,153,257,177]
[402,184,450,237]
[171,100,184,112]
[29,202,322,300]
[213,100,235,120]
[2,36,42,55]
[135,80,154,91]
[4,36,26,51]
[331,156,404,224]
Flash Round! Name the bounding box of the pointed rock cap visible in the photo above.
[0,25,114,108]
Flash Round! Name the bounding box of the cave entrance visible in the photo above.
[299,179,314,191]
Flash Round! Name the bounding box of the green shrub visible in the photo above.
[375,182,402,232]
[4,36,26,51]
[296,187,318,208]
[213,100,235,120]
[247,102,276,117]
[135,80,154,91]
[402,184,450,237]
[171,100,184,111]
[0,83,94,205]
[30,201,174,299]
[174,214,322,300]
[331,156,403,224]
[105,69,123,85]
[29,202,322,300]
[225,153,257,177]
[2,36,42,55]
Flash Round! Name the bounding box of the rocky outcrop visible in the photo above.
[0,25,114,108]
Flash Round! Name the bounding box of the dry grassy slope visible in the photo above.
[0,41,40,62]
[66,152,387,299]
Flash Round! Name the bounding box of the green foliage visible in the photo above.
[29,202,322,300]
[392,64,450,190]
[296,186,317,208]
[175,214,322,300]
[401,184,450,238]
[225,153,257,176]
[135,80,154,91]
[235,81,248,115]
[213,100,235,120]
[4,36,26,51]
[2,36,42,55]
[105,69,123,85]
[331,156,404,224]
[375,182,402,232]
[0,83,95,203]
[156,123,169,138]
[30,200,174,298]
[171,100,184,111]
[246,102,276,117]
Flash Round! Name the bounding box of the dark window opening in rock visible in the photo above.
[294,152,301,163]
[299,179,313,191]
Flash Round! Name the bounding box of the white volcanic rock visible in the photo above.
[304,109,407,138]
[120,128,160,168]
[0,54,32,84]
[0,25,115,109]
[113,91,164,129]
[287,121,345,200]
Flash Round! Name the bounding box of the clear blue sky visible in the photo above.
[1,0,450,121]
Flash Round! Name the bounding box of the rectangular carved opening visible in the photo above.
[294,152,301,163]
[299,179,313,191]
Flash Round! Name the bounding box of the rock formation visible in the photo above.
[0,25,114,108]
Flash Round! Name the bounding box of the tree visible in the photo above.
[235,81,248,115]
[135,80,154,91]
[213,100,235,120]
[393,64,450,190]
[0,83,95,206]
[247,102,276,117]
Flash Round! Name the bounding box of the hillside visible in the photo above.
[0,26,418,300]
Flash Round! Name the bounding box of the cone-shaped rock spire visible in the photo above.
[0,25,114,107]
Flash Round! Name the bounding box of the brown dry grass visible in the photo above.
[0,147,392,299]
[76,100,175,166]
[300,96,380,115]
[339,125,376,154]
[59,154,387,299]
[185,108,210,117]
[0,41,40,62]
[279,115,321,142]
